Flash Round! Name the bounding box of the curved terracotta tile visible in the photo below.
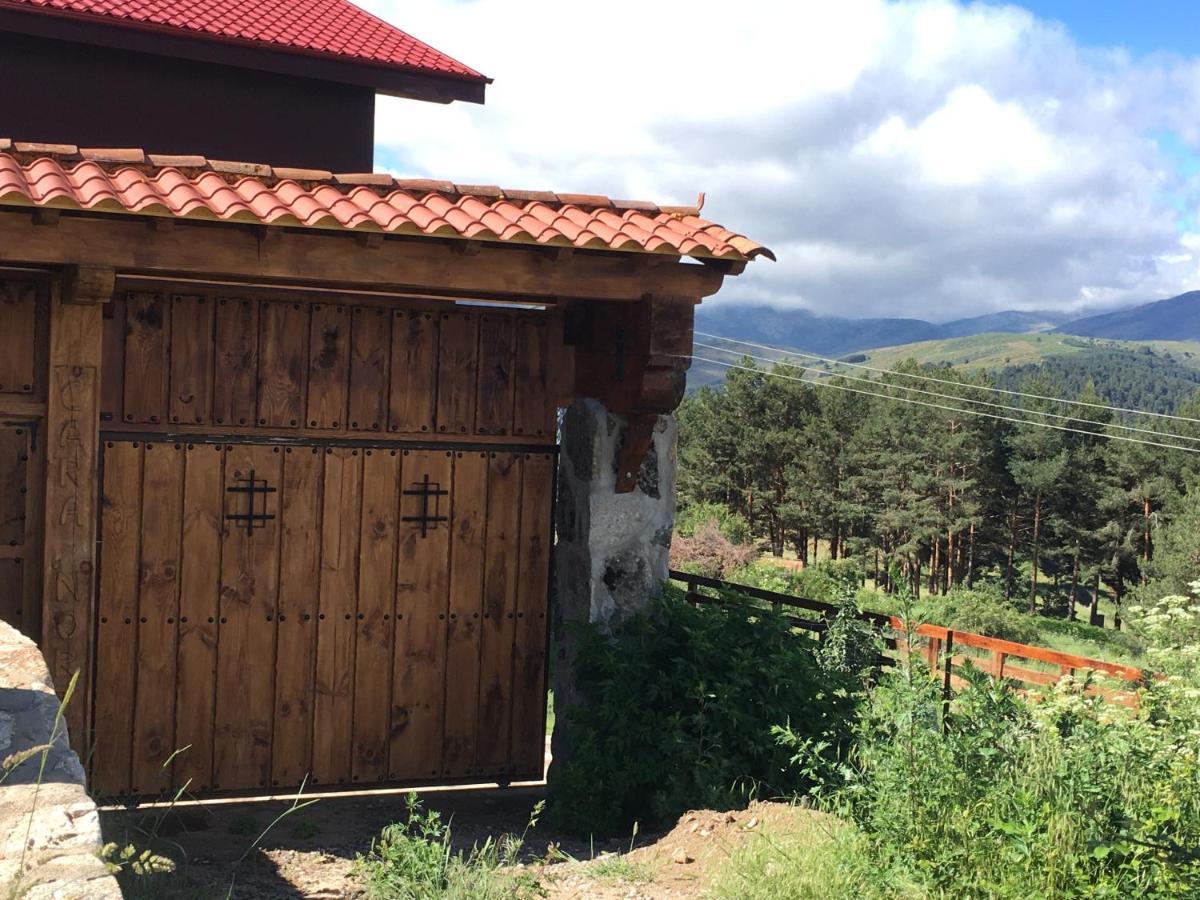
[6,0,487,78]
[0,150,768,263]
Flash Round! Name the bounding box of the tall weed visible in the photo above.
[786,662,1200,897]
[354,793,544,900]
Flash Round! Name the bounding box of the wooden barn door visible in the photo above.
[92,437,554,797]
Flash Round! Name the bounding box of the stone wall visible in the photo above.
[0,619,120,898]
[550,399,678,778]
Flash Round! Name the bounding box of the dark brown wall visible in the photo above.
[0,32,375,171]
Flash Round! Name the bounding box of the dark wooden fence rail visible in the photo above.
[669,569,1147,708]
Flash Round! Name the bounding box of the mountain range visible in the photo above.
[696,291,1200,357]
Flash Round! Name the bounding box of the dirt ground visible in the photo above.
[99,784,799,898]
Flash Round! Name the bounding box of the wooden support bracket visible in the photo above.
[570,294,697,491]
[63,265,115,305]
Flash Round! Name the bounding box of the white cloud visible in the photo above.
[361,0,1200,320]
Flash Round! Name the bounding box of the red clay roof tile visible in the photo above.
[0,0,485,81]
[0,144,774,263]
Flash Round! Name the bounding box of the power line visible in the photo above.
[692,340,1200,446]
[694,330,1200,428]
[688,353,1200,455]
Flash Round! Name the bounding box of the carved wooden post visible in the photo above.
[42,265,112,750]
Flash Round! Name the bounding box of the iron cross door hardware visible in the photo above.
[402,475,449,538]
[225,470,277,534]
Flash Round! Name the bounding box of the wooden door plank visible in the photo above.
[214,444,282,791]
[101,295,126,423]
[435,312,479,437]
[348,306,390,433]
[0,426,27,550]
[168,295,215,425]
[390,449,452,781]
[272,446,323,788]
[513,317,552,439]
[474,452,522,776]
[442,450,487,777]
[0,560,22,635]
[511,453,554,777]
[212,298,258,428]
[257,301,308,429]
[475,314,515,436]
[130,441,184,795]
[312,447,362,786]
[16,422,42,641]
[92,440,143,796]
[173,443,223,792]
[122,293,170,425]
[388,310,438,435]
[0,281,37,395]
[305,303,350,430]
[352,448,400,784]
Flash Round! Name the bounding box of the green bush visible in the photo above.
[551,587,869,837]
[730,558,864,603]
[674,500,751,544]
[783,661,1200,897]
[915,584,1042,644]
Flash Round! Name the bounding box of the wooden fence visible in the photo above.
[669,570,1147,707]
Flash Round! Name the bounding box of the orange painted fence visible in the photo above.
[670,570,1148,707]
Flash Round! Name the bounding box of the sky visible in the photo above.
[361,0,1200,321]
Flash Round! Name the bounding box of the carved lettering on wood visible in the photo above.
[44,363,98,736]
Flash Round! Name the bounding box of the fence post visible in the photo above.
[680,573,699,606]
[991,651,1006,680]
[941,631,954,734]
[924,634,941,669]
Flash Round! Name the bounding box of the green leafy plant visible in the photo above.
[802,656,1200,897]
[675,500,751,544]
[551,586,868,836]
[354,793,545,899]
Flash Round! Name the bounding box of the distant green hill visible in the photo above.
[690,330,1200,414]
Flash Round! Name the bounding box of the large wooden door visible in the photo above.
[92,438,554,796]
[92,290,560,797]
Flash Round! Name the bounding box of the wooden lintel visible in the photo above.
[150,217,176,234]
[0,211,728,303]
[32,208,61,228]
[356,232,384,249]
[63,264,116,305]
[452,239,482,257]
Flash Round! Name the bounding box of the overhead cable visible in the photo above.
[686,354,1200,455]
[694,330,1200,427]
[691,341,1200,446]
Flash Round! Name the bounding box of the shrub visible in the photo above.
[550,587,868,837]
[668,520,756,578]
[674,500,751,544]
[1127,581,1200,679]
[916,585,1041,644]
[730,558,864,603]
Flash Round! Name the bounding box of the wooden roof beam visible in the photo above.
[0,211,726,303]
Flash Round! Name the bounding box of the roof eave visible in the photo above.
[0,4,490,104]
